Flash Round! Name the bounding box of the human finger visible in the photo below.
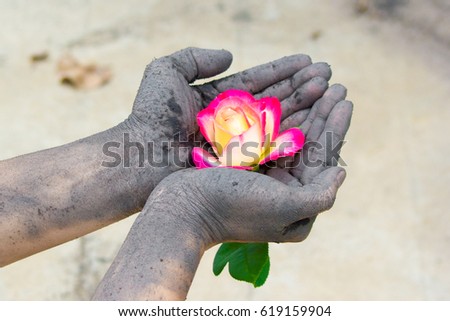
[207,54,312,97]
[254,62,331,101]
[280,77,329,120]
[292,100,353,184]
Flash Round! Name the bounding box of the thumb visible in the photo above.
[168,47,233,82]
[295,167,346,217]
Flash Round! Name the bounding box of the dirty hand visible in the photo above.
[125,47,332,168]
[264,84,353,232]
[92,85,353,300]
[149,166,344,246]
[144,85,353,246]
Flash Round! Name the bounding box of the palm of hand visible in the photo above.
[128,48,330,155]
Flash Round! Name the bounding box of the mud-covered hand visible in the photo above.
[93,164,346,300]
[155,166,346,246]
[265,84,353,232]
[127,47,331,159]
[92,84,353,301]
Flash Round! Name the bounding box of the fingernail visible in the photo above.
[336,170,346,187]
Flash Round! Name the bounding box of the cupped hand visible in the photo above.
[143,84,353,247]
[262,84,353,232]
[151,165,345,246]
[126,47,331,160]
[273,83,353,184]
[91,82,353,301]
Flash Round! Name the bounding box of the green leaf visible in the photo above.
[254,258,270,287]
[213,242,270,287]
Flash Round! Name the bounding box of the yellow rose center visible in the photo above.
[222,107,249,135]
[213,101,260,156]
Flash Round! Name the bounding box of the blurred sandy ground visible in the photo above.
[0,0,449,300]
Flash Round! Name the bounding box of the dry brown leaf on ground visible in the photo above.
[57,54,112,89]
[30,51,49,63]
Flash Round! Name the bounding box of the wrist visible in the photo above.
[94,186,210,300]
[143,174,215,249]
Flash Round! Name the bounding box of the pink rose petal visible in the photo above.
[258,97,281,148]
[259,127,305,164]
[192,147,220,169]
[208,89,256,111]
[197,108,216,145]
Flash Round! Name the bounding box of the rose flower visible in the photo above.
[192,89,305,169]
